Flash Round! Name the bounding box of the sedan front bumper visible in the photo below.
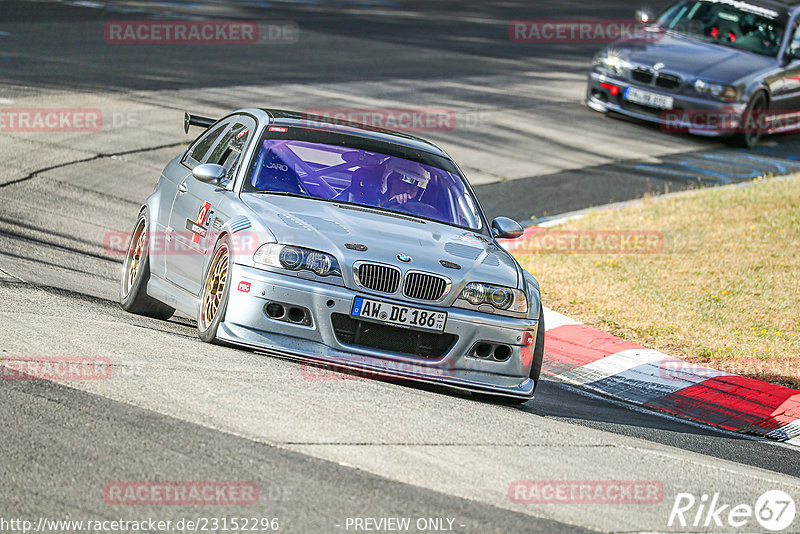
[586,71,747,137]
[217,264,540,400]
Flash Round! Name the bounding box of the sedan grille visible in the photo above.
[355,262,401,294]
[655,73,682,91]
[403,272,449,301]
[631,68,654,84]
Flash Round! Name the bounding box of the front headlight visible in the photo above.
[593,52,629,76]
[454,282,528,316]
[693,79,738,102]
[254,244,342,277]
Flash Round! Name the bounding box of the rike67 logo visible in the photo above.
[669,490,796,531]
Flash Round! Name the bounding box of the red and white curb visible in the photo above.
[500,226,800,442]
[540,308,800,442]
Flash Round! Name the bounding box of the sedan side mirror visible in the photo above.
[192,163,227,185]
[491,217,524,239]
[635,8,655,24]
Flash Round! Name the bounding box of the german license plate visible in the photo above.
[351,296,447,332]
[624,87,674,109]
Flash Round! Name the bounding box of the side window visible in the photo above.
[205,117,256,184]
[182,123,227,169]
[790,21,800,56]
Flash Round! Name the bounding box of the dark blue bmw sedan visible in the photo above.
[587,0,800,147]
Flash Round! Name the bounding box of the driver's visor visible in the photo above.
[398,172,429,189]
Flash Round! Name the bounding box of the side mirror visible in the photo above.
[491,217,524,240]
[635,8,655,24]
[192,163,227,185]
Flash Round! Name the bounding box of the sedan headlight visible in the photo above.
[693,79,738,102]
[254,244,342,277]
[592,52,629,77]
[455,282,528,316]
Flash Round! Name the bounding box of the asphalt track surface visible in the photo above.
[1,1,799,533]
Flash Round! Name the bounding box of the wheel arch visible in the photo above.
[138,194,164,276]
[202,230,233,280]
[748,85,771,108]
[522,270,542,321]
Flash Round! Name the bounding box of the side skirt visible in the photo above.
[147,273,199,318]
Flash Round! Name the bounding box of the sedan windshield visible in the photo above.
[659,0,785,56]
[245,135,484,231]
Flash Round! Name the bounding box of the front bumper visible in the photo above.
[586,71,747,137]
[218,264,540,400]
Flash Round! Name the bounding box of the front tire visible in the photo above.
[120,209,175,320]
[727,92,767,149]
[197,234,232,343]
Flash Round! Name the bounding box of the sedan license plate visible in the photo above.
[351,297,447,332]
[624,87,674,110]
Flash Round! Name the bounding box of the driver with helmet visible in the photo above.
[381,159,430,206]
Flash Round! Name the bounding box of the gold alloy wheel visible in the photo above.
[199,243,229,331]
[122,218,147,298]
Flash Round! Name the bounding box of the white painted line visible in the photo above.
[538,212,587,228]
[68,1,105,8]
[649,357,733,384]
[559,348,668,386]
[782,435,800,448]
[558,348,734,404]
[542,307,580,331]
[766,420,800,441]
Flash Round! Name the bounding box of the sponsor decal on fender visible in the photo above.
[192,202,213,243]
[184,219,208,237]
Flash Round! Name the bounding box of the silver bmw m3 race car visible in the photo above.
[120,109,544,401]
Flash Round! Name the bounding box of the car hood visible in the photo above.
[241,194,521,292]
[612,32,775,84]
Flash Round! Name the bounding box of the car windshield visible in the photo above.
[658,0,785,56]
[245,135,484,231]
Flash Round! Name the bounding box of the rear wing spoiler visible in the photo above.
[184,112,216,133]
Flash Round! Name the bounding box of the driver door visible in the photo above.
[166,115,255,295]
[773,20,800,115]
